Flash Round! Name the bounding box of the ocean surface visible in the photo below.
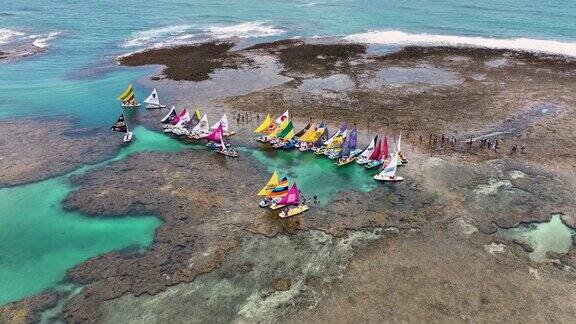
[2,0,576,305]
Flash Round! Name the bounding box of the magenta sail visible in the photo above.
[171,109,189,125]
[204,124,223,142]
[277,183,300,206]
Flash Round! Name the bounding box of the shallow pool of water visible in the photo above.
[497,214,574,261]
[0,126,189,305]
[249,147,378,204]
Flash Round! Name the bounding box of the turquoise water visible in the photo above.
[250,148,378,204]
[498,214,575,261]
[0,127,188,305]
[2,0,576,306]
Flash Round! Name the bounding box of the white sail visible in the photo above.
[360,136,377,159]
[397,134,402,153]
[275,110,289,124]
[379,153,398,178]
[341,129,348,139]
[160,106,176,123]
[144,89,160,106]
[192,113,209,134]
[210,113,229,132]
[174,110,191,127]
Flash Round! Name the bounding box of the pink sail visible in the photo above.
[204,124,223,142]
[171,109,189,125]
[277,183,300,206]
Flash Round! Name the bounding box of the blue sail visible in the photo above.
[349,127,357,150]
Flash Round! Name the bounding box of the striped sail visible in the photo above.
[268,175,289,197]
[117,84,135,101]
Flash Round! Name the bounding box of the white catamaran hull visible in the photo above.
[373,175,404,182]
[121,103,140,108]
[146,104,166,109]
[123,131,133,142]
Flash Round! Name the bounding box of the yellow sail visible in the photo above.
[283,129,295,140]
[269,119,289,138]
[326,135,343,148]
[195,109,202,121]
[298,125,317,142]
[254,114,272,133]
[309,127,325,142]
[257,171,279,196]
[117,84,135,101]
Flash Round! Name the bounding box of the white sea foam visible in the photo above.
[344,30,576,57]
[122,22,284,50]
[30,31,61,48]
[0,27,59,50]
[0,28,25,45]
[122,24,192,48]
[296,2,321,7]
[203,21,284,39]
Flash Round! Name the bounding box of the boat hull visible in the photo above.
[218,150,239,157]
[336,156,356,166]
[123,131,133,142]
[364,160,383,169]
[146,104,166,109]
[279,205,309,218]
[121,103,140,108]
[373,175,404,182]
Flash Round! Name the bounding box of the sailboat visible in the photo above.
[160,106,177,124]
[297,123,319,151]
[217,132,239,157]
[211,113,235,137]
[257,171,280,207]
[365,135,389,169]
[278,182,309,218]
[254,114,277,142]
[336,137,355,166]
[117,84,140,108]
[267,119,289,145]
[295,122,311,137]
[374,152,403,182]
[204,123,223,147]
[311,126,329,152]
[396,134,408,165]
[356,135,379,165]
[164,109,190,135]
[188,113,210,139]
[272,121,295,149]
[268,175,290,209]
[110,113,133,142]
[315,129,340,155]
[143,88,166,109]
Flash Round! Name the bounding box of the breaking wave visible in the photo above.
[0,28,25,45]
[203,21,284,39]
[121,24,193,48]
[0,27,60,61]
[121,21,284,49]
[344,30,576,57]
